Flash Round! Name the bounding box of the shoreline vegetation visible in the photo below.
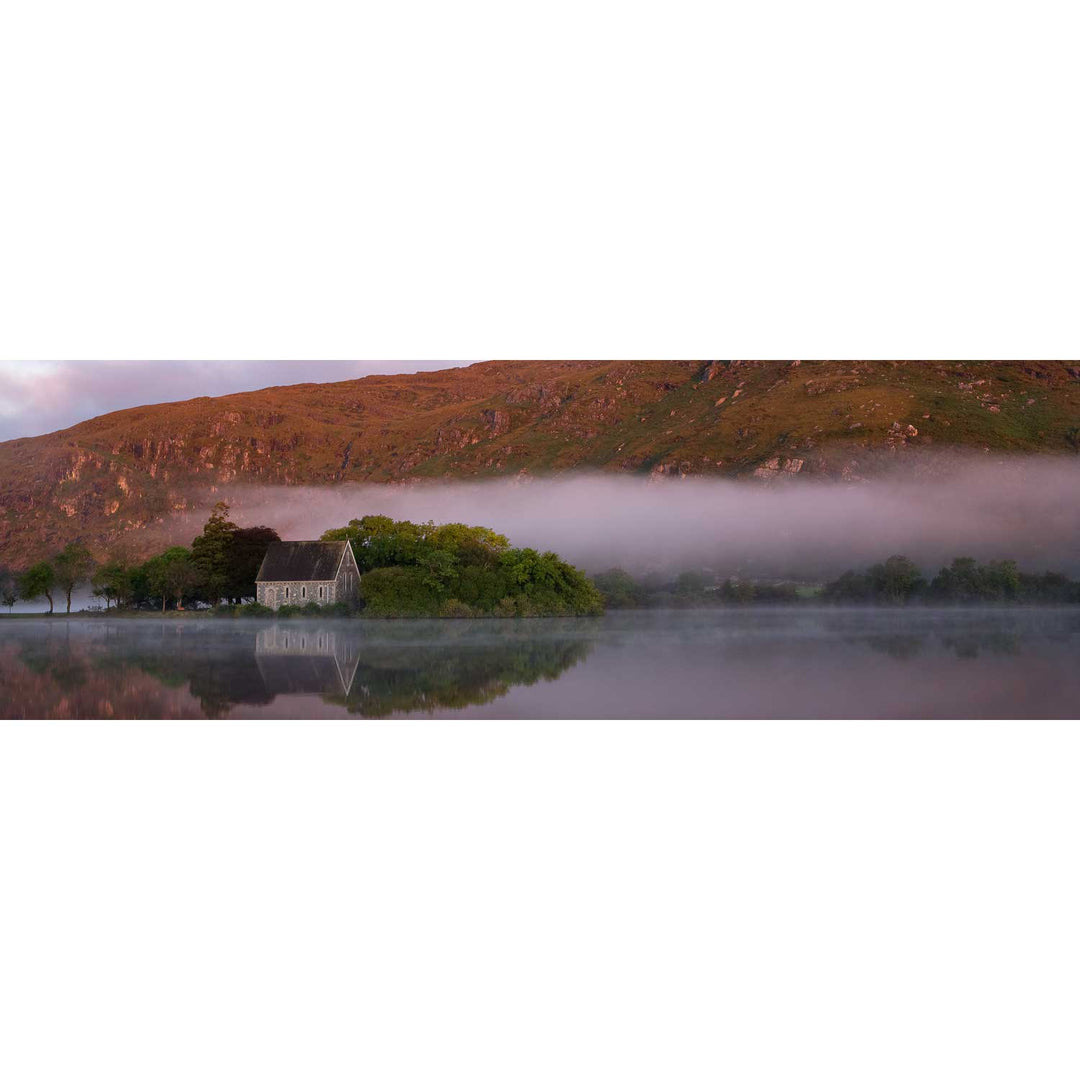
[0,508,604,619]
[593,555,1080,609]
[2,505,1077,618]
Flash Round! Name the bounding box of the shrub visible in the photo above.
[320,601,355,617]
[455,564,512,612]
[720,578,758,603]
[494,595,520,618]
[438,598,477,618]
[592,568,648,608]
[238,602,274,617]
[359,566,441,617]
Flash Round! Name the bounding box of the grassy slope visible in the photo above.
[0,360,1078,567]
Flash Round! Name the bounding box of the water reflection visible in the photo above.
[0,618,596,719]
[255,626,362,697]
[1,609,1078,719]
[328,628,595,717]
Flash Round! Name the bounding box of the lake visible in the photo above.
[2,608,1078,719]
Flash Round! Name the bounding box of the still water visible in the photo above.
[1,609,1078,719]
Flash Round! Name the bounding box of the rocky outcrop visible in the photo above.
[753,456,805,479]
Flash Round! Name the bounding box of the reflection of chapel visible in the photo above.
[254,625,362,696]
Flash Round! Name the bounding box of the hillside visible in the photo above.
[1,360,1078,567]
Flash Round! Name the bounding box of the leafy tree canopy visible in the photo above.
[0,565,17,612]
[327,515,600,617]
[53,542,96,614]
[191,502,238,604]
[19,561,57,613]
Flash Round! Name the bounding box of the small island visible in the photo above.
[0,504,604,618]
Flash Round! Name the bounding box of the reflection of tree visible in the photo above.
[99,637,274,718]
[323,636,594,717]
[937,631,1019,660]
[0,635,209,719]
[855,628,1023,661]
[18,637,92,690]
[857,633,926,661]
[2,619,595,718]
[17,625,279,718]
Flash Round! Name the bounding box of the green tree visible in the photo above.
[92,562,134,611]
[866,555,925,604]
[497,547,604,615]
[0,565,17,613]
[126,561,153,608]
[191,502,238,605]
[145,547,201,612]
[19,561,56,613]
[674,570,712,599]
[323,515,423,571]
[415,546,459,595]
[824,556,924,604]
[226,525,280,603]
[322,515,510,575]
[929,556,1024,602]
[53,542,96,614]
[591,568,647,608]
[359,566,442,616]
[720,577,759,603]
[425,521,509,559]
[985,559,1021,600]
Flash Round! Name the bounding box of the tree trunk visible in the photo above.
[46,591,53,614]
[66,588,72,614]
[162,594,167,614]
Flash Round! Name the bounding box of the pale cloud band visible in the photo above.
[0,360,469,442]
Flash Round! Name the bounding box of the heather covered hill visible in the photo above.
[1,360,1078,568]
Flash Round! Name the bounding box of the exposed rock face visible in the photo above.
[481,409,510,435]
[1,360,1078,566]
[753,456,805,479]
[887,421,919,447]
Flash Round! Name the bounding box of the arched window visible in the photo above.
[301,585,307,600]
[285,587,289,599]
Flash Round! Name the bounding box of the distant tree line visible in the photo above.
[0,503,280,614]
[591,557,1080,609]
[821,555,1080,605]
[590,568,802,608]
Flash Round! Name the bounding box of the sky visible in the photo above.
[0,360,470,442]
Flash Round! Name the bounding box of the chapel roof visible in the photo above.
[255,541,349,583]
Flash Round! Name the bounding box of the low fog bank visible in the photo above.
[201,458,1079,580]
[6,586,97,615]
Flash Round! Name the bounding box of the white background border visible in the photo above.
[3,2,1080,1077]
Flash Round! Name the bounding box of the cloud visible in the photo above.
[0,361,66,420]
[0,360,468,441]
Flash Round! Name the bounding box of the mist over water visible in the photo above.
[4,609,1080,718]
[212,457,1080,578]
